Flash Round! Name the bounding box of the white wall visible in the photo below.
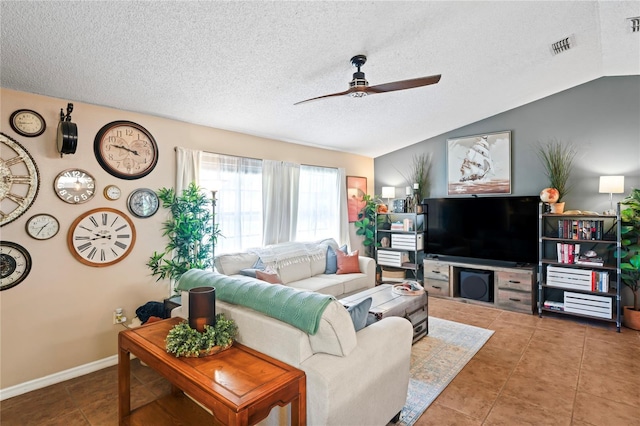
[0,88,373,390]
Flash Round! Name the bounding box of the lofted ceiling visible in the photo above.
[1,1,638,158]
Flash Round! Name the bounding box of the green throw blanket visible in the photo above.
[176,269,333,335]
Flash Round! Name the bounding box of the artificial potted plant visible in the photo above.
[398,153,432,212]
[354,194,385,258]
[619,188,640,330]
[147,182,222,287]
[535,139,577,213]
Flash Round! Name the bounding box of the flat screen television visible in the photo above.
[422,196,539,266]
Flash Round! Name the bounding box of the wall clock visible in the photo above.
[103,184,121,201]
[57,103,77,157]
[10,109,46,137]
[26,213,60,240]
[94,121,159,180]
[0,241,32,291]
[0,132,40,227]
[67,208,136,267]
[127,188,160,218]
[54,168,96,204]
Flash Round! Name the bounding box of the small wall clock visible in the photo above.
[0,132,40,227]
[104,184,121,201]
[94,121,159,180]
[54,168,96,204]
[26,213,60,240]
[0,241,32,291]
[127,188,160,218]
[57,103,78,157]
[67,208,136,267]
[10,109,46,137]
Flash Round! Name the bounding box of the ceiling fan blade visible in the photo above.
[366,74,441,94]
[294,89,353,105]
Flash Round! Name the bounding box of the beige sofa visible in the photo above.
[213,239,376,298]
[172,269,413,426]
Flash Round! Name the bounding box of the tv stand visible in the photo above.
[423,257,536,314]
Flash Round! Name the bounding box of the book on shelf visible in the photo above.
[574,255,604,266]
[556,242,580,264]
[556,219,604,240]
[543,300,564,311]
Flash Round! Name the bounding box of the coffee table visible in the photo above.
[118,317,306,425]
[340,283,428,343]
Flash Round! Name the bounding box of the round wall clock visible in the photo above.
[26,213,60,240]
[67,208,136,267]
[0,132,40,227]
[104,184,121,201]
[54,168,96,204]
[127,188,160,218]
[10,109,46,137]
[94,121,159,180]
[0,241,32,291]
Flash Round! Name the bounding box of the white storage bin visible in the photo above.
[391,234,424,250]
[546,266,592,291]
[377,250,409,267]
[564,292,612,319]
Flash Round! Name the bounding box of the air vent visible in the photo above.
[551,36,574,55]
[629,17,640,33]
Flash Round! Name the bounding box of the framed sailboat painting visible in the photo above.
[446,131,511,195]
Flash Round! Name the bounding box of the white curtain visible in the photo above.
[175,147,201,193]
[262,160,300,245]
[337,167,351,248]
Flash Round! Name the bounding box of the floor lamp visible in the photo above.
[598,176,624,215]
[211,190,217,271]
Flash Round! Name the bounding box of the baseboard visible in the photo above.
[0,355,118,401]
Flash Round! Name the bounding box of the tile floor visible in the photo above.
[1,297,639,425]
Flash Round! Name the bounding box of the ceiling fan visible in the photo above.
[294,55,441,105]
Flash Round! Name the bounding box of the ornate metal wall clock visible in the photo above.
[0,132,40,227]
[94,121,159,180]
[57,103,78,157]
[0,241,32,291]
[67,208,136,267]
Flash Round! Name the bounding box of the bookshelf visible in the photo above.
[375,210,426,282]
[538,203,621,331]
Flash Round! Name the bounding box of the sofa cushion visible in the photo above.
[277,258,312,284]
[255,269,282,284]
[289,275,345,297]
[325,244,348,274]
[336,249,361,274]
[214,252,259,275]
[347,296,372,331]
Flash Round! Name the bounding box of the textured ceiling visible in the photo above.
[1,1,638,158]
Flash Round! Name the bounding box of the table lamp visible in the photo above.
[599,175,624,215]
[381,187,395,210]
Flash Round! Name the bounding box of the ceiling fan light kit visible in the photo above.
[295,54,441,105]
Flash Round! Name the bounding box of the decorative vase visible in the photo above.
[550,202,565,214]
[623,306,640,331]
[189,286,216,332]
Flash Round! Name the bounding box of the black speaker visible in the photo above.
[460,270,493,302]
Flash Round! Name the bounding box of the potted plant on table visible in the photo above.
[619,188,640,330]
[147,182,222,289]
[397,153,432,212]
[535,139,577,213]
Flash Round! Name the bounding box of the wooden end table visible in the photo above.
[118,317,306,425]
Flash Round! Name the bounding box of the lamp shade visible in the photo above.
[598,176,625,194]
[381,187,395,199]
[189,286,216,332]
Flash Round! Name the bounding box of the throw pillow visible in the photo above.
[325,244,348,274]
[239,258,267,278]
[346,297,372,331]
[336,249,361,274]
[255,269,282,284]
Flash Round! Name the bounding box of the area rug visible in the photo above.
[397,317,494,426]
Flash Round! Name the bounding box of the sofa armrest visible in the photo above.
[301,316,412,425]
[358,256,376,288]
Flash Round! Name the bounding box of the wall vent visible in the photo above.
[551,36,573,55]
[628,17,640,33]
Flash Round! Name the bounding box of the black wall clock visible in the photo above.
[94,121,159,180]
[0,132,40,227]
[57,103,78,157]
[0,241,32,291]
[10,109,46,137]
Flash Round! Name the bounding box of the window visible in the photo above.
[200,153,341,253]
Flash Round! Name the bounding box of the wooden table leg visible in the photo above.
[291,376,307,425]
[118,340,131,425]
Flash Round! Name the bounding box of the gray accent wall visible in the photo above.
[374,76,640,214]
